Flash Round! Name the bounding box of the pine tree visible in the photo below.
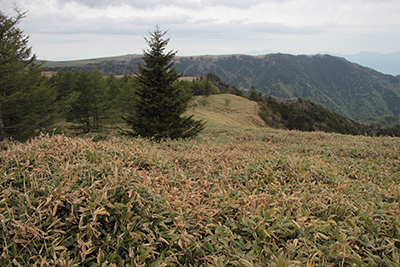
[117,74,138,116]
[47,70,75,102]
[0,10,56,141]
[65,69,109,133]
[125,26,204,140]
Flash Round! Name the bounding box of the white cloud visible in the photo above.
[1,0,399,60]
[51,0,273,9]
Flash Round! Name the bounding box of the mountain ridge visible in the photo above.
[334,51,400,76]
[236,50,400,76]
[44,53,400,124]
[173,54,400,122]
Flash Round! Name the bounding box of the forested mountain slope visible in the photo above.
[175,54,400,123]
[45,53,400,124]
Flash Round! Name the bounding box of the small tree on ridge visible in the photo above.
[125,26,204,139]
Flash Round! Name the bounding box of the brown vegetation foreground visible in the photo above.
[1,126,400,266]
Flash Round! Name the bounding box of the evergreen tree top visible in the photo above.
[125,26,204,140]
[136,26,182,91]
[143,25,177,61]
[0,9,36,67]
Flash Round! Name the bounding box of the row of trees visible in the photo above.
[49,69,240,135]
[46,70,137,134]
[254,94,400,137]
[1,10,204,141]
[2,64,211,140]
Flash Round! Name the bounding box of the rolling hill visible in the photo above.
[187,94,267,129]
[2,100,400,266]
[175,54,400,123]
[44,53,400,125]
[186,93,400,137]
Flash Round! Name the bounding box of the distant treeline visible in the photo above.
[45,54,400,125]
[4,70,242,140]
[246,89,400,137]
[188,73,244,96]
[50,70,242,134]
[6,65,399,141]
[45,58,144,76]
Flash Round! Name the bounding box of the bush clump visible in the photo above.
[1,129,400,266]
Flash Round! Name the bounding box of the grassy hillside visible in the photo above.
[42,54,143,77]
[176,54,400,123]
[188,94,267,128]
[43,54,142,68]
[1,97,400,266]
[44,53,400,124]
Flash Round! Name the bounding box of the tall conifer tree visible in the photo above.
[125,26,204,139]
[0,10,56,141]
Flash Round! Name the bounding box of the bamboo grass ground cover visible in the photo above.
[1,127,400,266]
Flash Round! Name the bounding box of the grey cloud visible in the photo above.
[22,12,191,36]
[54,0,121,8]
[21,7,320,37]
[0,1,20,13]
[54,0,272,9]
[173,20,321,39]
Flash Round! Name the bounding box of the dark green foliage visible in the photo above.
[361,114,400,126]
[47,70,75,102]
[44,69,141,137]
[43,54,400,124]
[65,69,111,133]
[257,96,400,136]
[175,79,220,96]
[376,124,400,136]
[0,10,56,141]
[202,73,244,96]
[116,74,138,116]
[125,26,204,140]
[2,74,57,140]
[258,98,315,132]
[247,87,263,102]
[105,73,121,106]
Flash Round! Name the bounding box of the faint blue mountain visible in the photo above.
[244,49,276,56]
[327,51,400,76]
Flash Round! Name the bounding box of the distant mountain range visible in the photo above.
[174,54,400,124]
[44,53,400,125]
[334,51,400,77]
[245,50,400,76]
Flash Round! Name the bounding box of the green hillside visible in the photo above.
[188,92,400,137]
[2,78,400,265]
[44,53,400,125]
[43,54,141,68]
[175,54,400,123]
[361,114,400,126]
[2,115,400,266]
[188,94,267,128]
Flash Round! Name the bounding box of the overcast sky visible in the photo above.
[1,0,399,61]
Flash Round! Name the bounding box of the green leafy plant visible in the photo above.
[1,119,400,266]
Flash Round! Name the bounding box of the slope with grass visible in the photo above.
[44,53,400,124]
[1,100,400,266]
[188,94,267,129]
[43,54,142,68]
